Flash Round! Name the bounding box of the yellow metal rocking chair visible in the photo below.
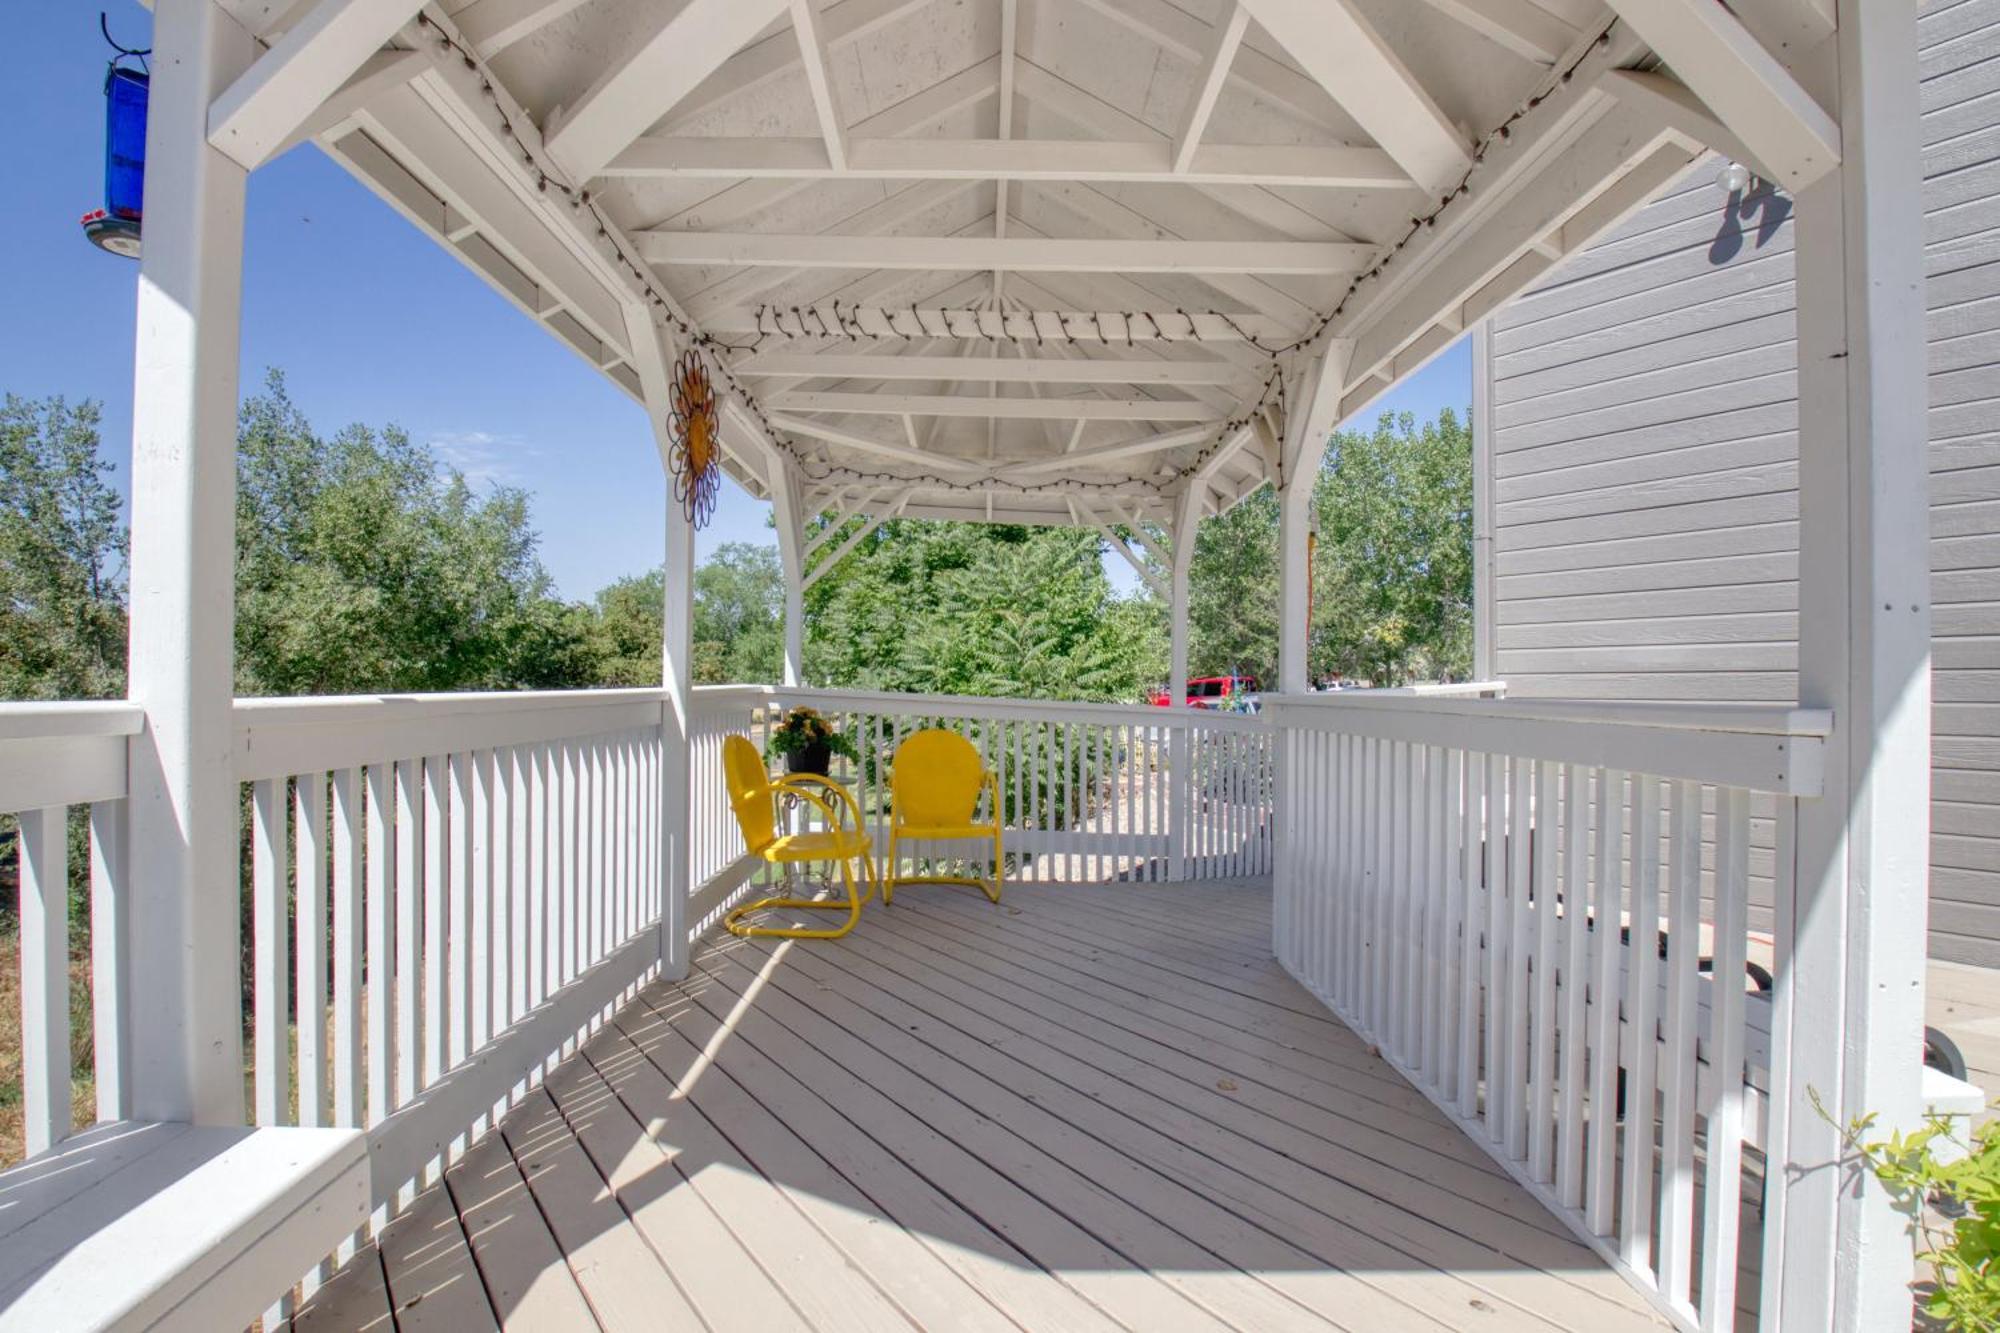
[721,734,879,939]
[884,728,1004,905]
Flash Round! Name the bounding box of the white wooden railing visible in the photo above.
[0,702,144,1155]
[1265,692,1830,1332]
[770,686,1274,882]
[0,682,1280,1318]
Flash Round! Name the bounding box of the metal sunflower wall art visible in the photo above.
[668,347,722,527]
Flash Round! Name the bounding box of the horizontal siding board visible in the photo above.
[1486,0,2000,960]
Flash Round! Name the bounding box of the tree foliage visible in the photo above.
[1312,408,1475,686]
[0,396,126,699]
[233,373,597,696]
[1179,408,1474,689]
[803,519,1163,702]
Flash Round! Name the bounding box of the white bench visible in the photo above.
[0,1120,368,1332]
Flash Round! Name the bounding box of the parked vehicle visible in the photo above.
[1146,674,1259,709]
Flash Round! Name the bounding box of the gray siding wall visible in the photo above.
[1482,0,2000,965]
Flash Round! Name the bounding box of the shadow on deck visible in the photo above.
[294,877,1668,1331]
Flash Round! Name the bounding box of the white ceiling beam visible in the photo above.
[1598,0,1839,190]
[1191,425,1255,484]
[1173,4,1249,174]
[656,53,1000,232]
[1078,501,1168,599]
[788,0,848,170]
[804,491,912,589]
[703,304,1296,341]
[680,177,981,322]
[1602,69,1762,175]
[603,136,1412,188]
[1235,0,1472,194]
[660,0,933,136]
[1344,110,1696,407]
[1009,59,1345,247]
[542,0,791,183]
[452,0,594,56]
[731,352,1251,386]
[999,424,1215,476]
[993,0,1019,304]
[208,0,427,170]
[768,414,992,472]
[268,47,428,160]
[1016,177,1317,329]
[1411,0,1582,65]
[643,233,1370,273]
[1071,0,1340,131]
[770,392,1215,422]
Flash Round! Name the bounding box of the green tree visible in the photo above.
[694,543,783,684]
[0,396,126,700]
[1171,407,1474,689]
[1186,486,1279,685]
[1312,408,1474,686]
[804,519,1162,702]
[233,372,596,695]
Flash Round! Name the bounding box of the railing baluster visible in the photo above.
[1456,751,1483,1123]
[1586,768,1626,1237]
[1557,762,1590,1213]
[1530,758,1559,1183]
[88,799,129,1124]
[1699,785,1751,1332]
[1658,778,1704,1308]
[332,768,362,1136]
[19,806,71,1156]
[252,779,289,1130]
[394,752,422,1112]
[1621,775,1664,1278]
[296,771,328,1130]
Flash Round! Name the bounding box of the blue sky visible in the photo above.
[5,3,1468,600]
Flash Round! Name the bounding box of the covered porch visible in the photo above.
[0,0,1947,1330]
[297,875,1671,1333]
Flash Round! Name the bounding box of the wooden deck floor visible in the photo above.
[294,877,1669,1332]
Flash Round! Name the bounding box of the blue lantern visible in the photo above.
[82,21,149,259]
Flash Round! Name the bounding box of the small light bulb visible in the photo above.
[1718,160,1752,196]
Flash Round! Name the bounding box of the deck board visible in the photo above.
[298,877,1671,1332]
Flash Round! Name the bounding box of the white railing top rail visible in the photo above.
[0,701,142,812]
[759,683,1273,733]
[233,687,672,782]
[1261,692,1830,796]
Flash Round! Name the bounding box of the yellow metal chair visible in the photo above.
[721,734,879,939]
[884,729,1003,905]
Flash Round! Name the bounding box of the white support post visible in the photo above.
[124,0,253,1126]
[1277,347,1348,694]
[624,304,694,978]
[1168,480,1202,882]
[770,461,807,686]
[1471,321,1497,681]
[1767,4,1928,1329]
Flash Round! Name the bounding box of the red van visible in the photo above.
[1146,675,1259,708]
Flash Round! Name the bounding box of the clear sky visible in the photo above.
[5,3,1469,601]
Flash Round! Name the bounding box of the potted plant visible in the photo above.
[765,706,860,776]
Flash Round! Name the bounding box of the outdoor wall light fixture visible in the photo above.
[1716,159,1754,197]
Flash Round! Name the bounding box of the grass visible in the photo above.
[0,935,99,1168]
